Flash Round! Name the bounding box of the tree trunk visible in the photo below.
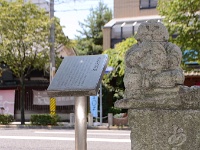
[20,76,25,125]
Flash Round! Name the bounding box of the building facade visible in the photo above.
[103,0,160,50]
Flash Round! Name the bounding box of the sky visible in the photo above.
[54,0,113,39]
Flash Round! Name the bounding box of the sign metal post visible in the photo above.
[47,55,108,150]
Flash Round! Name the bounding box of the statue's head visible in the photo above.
[135,20,169,42]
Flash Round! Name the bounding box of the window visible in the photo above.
[122,23,133,38]
[111,24,121,39]
[140,0,158,9]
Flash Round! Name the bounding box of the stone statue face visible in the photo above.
[135,20,169,42]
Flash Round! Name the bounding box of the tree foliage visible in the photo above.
[103,37,137,100]
[0,0,69,77]
[157,0,200,65]
[0,0,69,124]
[75,1,112,55]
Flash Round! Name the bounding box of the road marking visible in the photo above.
[0,136,131,142]
[34,131,130,136]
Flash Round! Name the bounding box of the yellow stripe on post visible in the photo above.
[50,66,56,115]
[50,97,56,115]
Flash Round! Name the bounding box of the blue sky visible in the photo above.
[54,0,113,39]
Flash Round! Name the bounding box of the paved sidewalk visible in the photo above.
[0,122,130,130]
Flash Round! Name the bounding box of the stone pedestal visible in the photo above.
[128,109,200,150]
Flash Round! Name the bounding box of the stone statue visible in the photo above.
[115,20,200,109]
[115,20,200,150]
[123,20,184,100]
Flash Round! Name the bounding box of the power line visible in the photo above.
[34,1,113,12]
[47,0,113,5]
[55,8,90,12]
[32,2,113,13]
[55,4,113,12]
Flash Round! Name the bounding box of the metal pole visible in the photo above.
[75,96,87,150]
[49,0,56,115]
[50,0,55,77]
[100,83,102,125]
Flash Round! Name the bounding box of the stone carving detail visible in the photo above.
[115,20,200,109]
[168,125,187,150]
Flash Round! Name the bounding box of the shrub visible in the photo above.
[108,107,121,115]
[30,114,60,126]
[0,114,14,125]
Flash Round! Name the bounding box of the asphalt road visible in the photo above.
[0,128,131,150]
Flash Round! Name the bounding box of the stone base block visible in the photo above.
[128,109,200,150]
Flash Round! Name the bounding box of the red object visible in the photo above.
[195,82,200,86]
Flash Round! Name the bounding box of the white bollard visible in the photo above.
[108,113,113,126]
[88,113,93,126]
[70,113,75,125]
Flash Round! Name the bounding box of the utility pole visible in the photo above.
[49,0,56,115]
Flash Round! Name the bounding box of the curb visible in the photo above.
[88,126,130,130]
[0,124,74,129]
[0,124,130,130]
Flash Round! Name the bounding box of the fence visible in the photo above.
[14,87,74,113]
[0,85,74,115]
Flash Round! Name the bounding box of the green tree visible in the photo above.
[75,1,112,55]
[157,0,200,66]
[102,37,137,107]
[0,0,69,124]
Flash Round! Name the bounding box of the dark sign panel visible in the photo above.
[47,55,108,97]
